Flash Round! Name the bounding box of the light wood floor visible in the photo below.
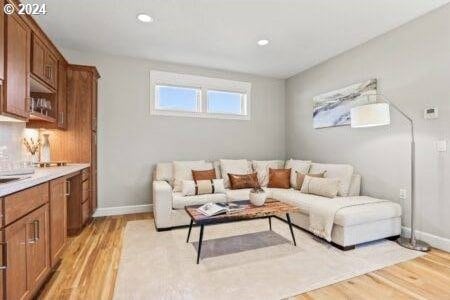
[39,213,450,300]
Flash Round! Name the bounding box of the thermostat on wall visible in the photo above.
[424,107,438,119]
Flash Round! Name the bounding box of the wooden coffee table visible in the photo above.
[185,199,300,264]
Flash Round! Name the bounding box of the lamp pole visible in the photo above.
[376,94,429,251]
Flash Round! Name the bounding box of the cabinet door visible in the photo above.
[4,10,30,119]
[44,51,58,89]
[0,0,5,82]
[31,35,45,81]
[49,178,67,267]
[4,217,29,300]
[26,204,50,294]
[57,60,67,129]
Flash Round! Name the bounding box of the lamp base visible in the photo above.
[397,237,430,252]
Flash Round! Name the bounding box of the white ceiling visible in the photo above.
[28,0,449,78]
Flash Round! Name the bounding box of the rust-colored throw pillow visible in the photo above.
[296,171,326,190]
[267,168,291,189]
[228,173,259,190]
[192,169,216,182]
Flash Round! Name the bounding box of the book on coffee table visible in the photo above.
[197,203,245,216]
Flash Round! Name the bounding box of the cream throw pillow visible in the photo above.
[309,163,354,196]
[252,160,285,187]
[181,179,225,196]
[220,159,252,188]
[173,161,211,192]
[300,175,340,198]
[285,159,312,188]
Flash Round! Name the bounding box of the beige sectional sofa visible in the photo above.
[152,160,401,250]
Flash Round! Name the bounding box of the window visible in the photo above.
[207,90,246,115]
[155,85,200,112]
[150,70,251,120]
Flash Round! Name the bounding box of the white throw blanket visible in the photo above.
[308,196,388,242]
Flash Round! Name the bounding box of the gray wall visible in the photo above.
[61,49,286,208]
[286,5,450,240]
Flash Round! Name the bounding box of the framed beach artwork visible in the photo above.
[313,79,377,129]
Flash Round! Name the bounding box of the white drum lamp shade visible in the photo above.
[351,103,390,128]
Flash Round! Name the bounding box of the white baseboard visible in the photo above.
[93,204,153,217]
[402,226,450,252]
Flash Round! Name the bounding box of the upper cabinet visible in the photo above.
[0,0,5,83]
[2,1,31,120]
[31,34,57,90]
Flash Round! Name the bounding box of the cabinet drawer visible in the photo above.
[81,168,89,181]
[4,183,49,226]
[81,201,90,225]
[82,180,89,203]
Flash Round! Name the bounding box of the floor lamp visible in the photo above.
[350,94,430,252]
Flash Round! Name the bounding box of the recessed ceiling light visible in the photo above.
[137,14,153,23]
[257,39,269,46]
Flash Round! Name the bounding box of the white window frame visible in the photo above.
[150,70,251,120]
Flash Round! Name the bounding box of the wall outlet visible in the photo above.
[399,189,407,200]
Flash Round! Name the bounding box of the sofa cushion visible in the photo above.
[172,192,227,209]
[173,161,212,192]
[220,159,253,188]
[155,162,173,185]
[285,159,312,188]
[252,160,285,187]
[309,163,354,196]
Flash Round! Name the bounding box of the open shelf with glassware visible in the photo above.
[29,92,57,123]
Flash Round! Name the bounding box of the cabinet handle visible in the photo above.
[0,241,7,270]
[66,181,71,196]
[34,220,40,240]
[45,65,52,80]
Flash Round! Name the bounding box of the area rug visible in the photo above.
[114,218,423,300]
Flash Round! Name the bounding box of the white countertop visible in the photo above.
[0,164,90,197]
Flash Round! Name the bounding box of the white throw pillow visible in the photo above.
[172,161,212,192]
[219,159,252,188]
[181,179,225,196]
[309,163,354,196]
[285,159,312,188]
[300,176,340,198]
[252,160,285,187]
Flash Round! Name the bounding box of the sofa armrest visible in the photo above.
[153,180,173,229]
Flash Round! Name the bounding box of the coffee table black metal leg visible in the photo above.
[186,219,193,243]
[286,213,296,246]
[268,216,272,231]
[196,225,204,264]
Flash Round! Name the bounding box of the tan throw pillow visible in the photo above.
[300,176,340,198]
[252,160,285,187]
[296,171,326,190]
[267,168,291,189]
[228,173,259,190]
[192,169,216,182]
